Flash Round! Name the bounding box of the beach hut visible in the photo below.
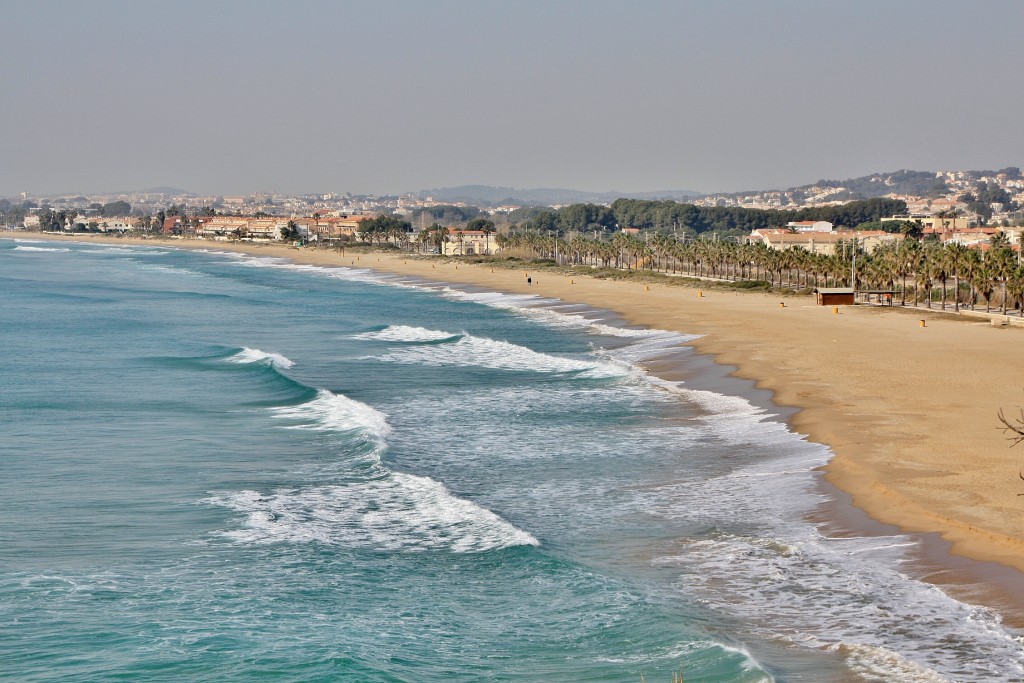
[814,287,855,306]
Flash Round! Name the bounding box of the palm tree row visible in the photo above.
[492,231,1024,315]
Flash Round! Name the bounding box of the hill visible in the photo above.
[417,185,701,206]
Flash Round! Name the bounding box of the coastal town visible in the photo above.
[4,167,1022,248]
[5,167,1024,315]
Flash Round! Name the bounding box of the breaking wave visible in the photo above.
[226,347,295,369]
[207,473,539,553]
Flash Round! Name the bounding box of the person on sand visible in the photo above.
[527,277,532,285]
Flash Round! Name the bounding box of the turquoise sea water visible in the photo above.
[2,238,1023,682]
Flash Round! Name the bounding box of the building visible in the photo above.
[293,214,372,241]
[442,228,499,256]
[92,217,135,233]
[881,215,976,232]
[748,229,903,255]
[786,220,833,233]
[196,216,287,241]
[814,287,855,306]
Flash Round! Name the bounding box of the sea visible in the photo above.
[2,237,1023,682]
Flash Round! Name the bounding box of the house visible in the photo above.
[442,228,499,256]
[196,216,287,241]
[293,214,372,241]
[882,215,975,232]
[162,216,183,234]
[786,220,833,233]
[93,217,135,233]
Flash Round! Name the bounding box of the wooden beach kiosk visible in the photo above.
[814,287,855,306]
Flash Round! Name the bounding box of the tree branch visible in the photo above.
[998,406,1024,447]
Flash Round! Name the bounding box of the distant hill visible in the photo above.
[142,186,196,196]
[797,170,950,200]
[417,185,701,206]
[783,167,1017,202]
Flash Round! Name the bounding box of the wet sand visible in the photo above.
[10,232,1024,621]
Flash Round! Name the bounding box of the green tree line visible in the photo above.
[494,230,1024,315]
[511,197,908,237]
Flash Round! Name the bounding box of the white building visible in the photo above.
[786,220,833,233]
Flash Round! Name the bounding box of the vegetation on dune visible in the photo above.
[488,229,1024,312]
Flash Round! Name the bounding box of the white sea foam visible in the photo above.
[270,389,392,443]
[226,347,295,369]
[207,472,539,553]
[595,640,772,681]
[224,254,410,289]
[645,441,1024,681]
[374,333,627,378]
[354,325,459,343]
[13,245,70,252]
[838,643,948,682]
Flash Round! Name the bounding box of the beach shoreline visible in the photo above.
[9,231,1024,622]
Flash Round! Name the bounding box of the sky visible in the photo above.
[2,0,1023,197]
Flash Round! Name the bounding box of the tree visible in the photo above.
[280,220,300,242]
[989,234,1016,314]
[942,243,969,312]
[100,200,131,217]
[422,223,449,253]
[357,215,412,245]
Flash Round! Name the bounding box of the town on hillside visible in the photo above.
[5,168,1024,315]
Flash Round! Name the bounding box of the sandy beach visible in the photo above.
[11,232,1024,611]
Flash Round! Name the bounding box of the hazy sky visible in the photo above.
[2,0,1022,197]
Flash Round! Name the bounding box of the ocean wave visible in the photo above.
[270,388,392,444]
[78,247,169,256]
[226,347,295,369]
[13,245,70,252]
[206,473,539,553]
[836,642,948,682]
[649,502,1024,680]
[354,325,460,343]
[373,332,627,378]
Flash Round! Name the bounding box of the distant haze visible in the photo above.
[2,0,1022,197]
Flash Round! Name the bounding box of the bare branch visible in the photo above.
[998,407,1024,447]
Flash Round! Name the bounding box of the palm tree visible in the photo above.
[990,244,1016,314]
[942,243,969,312]
[959,248,982,309]
[972,261,996,312]
[1007,266,1024,316]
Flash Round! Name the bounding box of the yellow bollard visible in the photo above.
[698,291,703,298]
[490,269,494,273]
[779,302,785,308]
[920,319,926,327]
[833,307,838,315]
[571,279,575,285]
[644,285,650,291]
